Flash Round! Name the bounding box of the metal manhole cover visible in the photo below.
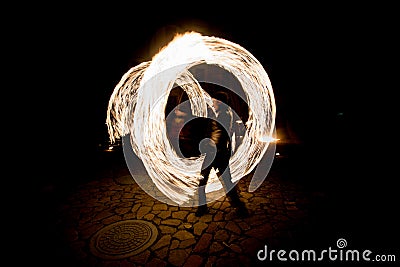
[89,220,158,260]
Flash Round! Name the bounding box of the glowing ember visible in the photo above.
[106,31,276,205]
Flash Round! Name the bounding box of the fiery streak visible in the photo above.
[106,31,276,205]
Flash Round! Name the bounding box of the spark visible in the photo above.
[106,31,276,205]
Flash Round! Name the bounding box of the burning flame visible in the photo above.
[106,31,276,205]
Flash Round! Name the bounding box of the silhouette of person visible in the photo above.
[192,91,249,217]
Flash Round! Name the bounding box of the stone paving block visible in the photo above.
[193,233,212,253]
[129,250,150,265]
[159,225,176,234]
[153,203,168,211]
[156,218,169,227]
[115,207,131,215]
[173,230,195,241]
[186,213,199,223]
[136,206,151,219]
[228,243,242,254]
[179,238,196,248]
[131,203,141,213]
[205,221,219,234]
[193,221,208,236]
[152,235,172,250]
[205,256,217,267]
[122,213,136,220]
[102,214,122,225]
[214,229,230,242]
[161,218,181,226]
[143,213,155,220]
[142,200,155,206]
[183,254,203,267]
[158,210,172,219]
[199,214,213,223]
[170,239,180,250]
[225,221,241,235]
[154,247,168,260]
[168,249,189,266]
[212,211,222,222]
[172,211,188,219]
[209,241,225,254]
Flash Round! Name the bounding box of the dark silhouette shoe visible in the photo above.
[195,205,208,217]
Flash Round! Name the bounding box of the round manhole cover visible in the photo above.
[89,220,158,260]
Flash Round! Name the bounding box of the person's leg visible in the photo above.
[196,166,211,216]
[219,165,241,205]
[216,155,249,217]
[196,139,217,216]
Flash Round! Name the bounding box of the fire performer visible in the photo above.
[182,91,249,217]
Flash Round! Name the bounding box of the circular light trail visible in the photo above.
[106,31,276,205]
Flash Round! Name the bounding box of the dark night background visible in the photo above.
[14,2,398,264]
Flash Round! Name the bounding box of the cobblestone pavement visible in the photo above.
[42,149,332,267]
